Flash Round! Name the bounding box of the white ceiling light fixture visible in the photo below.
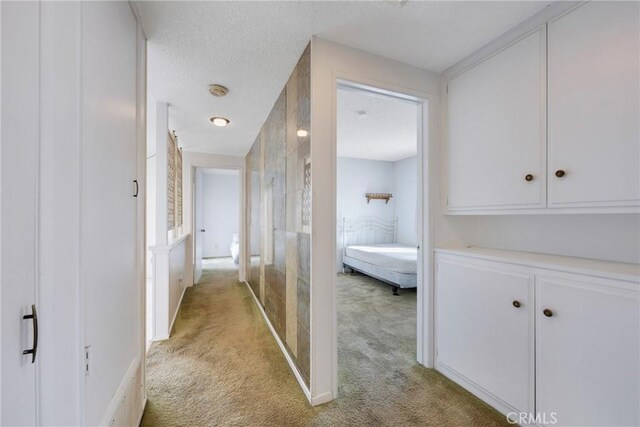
[296,129,309,138]
[208,84,229,97]
[210,116,230,127]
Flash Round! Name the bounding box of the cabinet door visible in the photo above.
[435,255,534,414]
[1,2,40,425]
[548,2,640,208]
[536,274,640,426]
[82,2,139,425]
[446,28,546,211]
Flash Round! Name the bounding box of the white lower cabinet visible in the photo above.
[536,274,640,426]
[436,256,534,415]
[435,248,640,426]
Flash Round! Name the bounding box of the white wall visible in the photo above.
[146,155,156,274]
[168,238,188,329]
[194,169,204,283]
[394,156,418,246]
[201,171,240,258]
[445,214,640,264]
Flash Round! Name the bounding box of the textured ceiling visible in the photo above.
[338,87,418,162]
[136,1,551,156]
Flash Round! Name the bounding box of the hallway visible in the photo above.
[142,263,507,426]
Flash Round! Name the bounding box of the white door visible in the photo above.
[446,27,546,211]
[1,2,40,425]
[435,255,534,414]
[547,1,640,208]
[536,274,640,426]
[194,169,204,283]
[81,2,139,425]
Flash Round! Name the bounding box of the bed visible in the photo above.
[341,217,417,295]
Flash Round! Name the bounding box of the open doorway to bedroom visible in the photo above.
[193,167,241,284]
[336,83,422,399]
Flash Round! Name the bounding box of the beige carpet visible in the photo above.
[141,261,508,426]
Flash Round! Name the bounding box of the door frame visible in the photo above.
[190,164,245,284]
[328,73,433,397]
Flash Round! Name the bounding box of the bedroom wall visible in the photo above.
[245,44,311,386]
[393,155,418,246]
[201,171,240,258]
[335,155,418,271]
[336,157,394,270]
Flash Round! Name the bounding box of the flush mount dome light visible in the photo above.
[296,129,309,137]
[210,117,230,127]
[208,84,229,97]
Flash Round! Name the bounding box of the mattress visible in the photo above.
[345,244,417,274]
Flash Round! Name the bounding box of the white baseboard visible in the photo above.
[243,281,314,405]
[435,360,525,420]
[98,357,143,426]
[311,391,333,406]
[168,285,187,336]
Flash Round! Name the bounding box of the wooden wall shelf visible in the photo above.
[366,193,393,204]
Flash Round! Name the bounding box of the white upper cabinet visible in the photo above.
[445,1,640,214]
[548,1,640,208]
[446,28,546,211]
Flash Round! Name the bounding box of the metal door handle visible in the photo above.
[133,180,139,197]
[200,229,205,232]
[22,304,38,363]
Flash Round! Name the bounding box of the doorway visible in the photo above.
[193,168,242,284]
[335,82,426,398]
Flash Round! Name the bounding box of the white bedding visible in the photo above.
[345,243,417,274]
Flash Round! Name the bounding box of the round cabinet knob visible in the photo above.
[555,170,566,178]
[543,308,554,317]
[525,174,534,182]
[512,300,521,308]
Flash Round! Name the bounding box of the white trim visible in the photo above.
[243,281,313,405]
[136,397,147,427]
[310,392,333,406]
[310,38,440,404]
[150,231,190,252]
[434,247,640,284]
[332,73,432,370]
[442,25,548,215]
[97,357,140,427]
[168,285,187,338]
[435,361,524,420]
[442,1,584,79]
[182,152,245,286]
[445,206,640,216]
